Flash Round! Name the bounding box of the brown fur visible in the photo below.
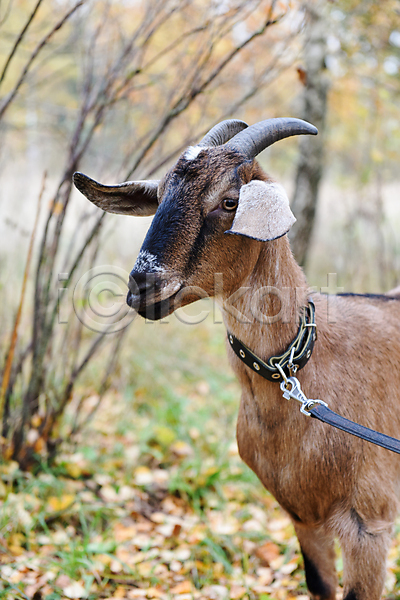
[75,149,400,600]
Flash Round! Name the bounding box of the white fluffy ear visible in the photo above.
[225,179,296,242]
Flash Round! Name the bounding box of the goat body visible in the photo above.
[74,118,400,600]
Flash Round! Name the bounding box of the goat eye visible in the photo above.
[222,198,238,211]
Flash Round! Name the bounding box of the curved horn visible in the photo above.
[225,117,318,159]
[198,119,248,147]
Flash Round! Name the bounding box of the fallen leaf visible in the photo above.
[64,581,86,599]
[255,541,281,565]
[47,494,75,512]
[55,574,72,588]
[134,466,154,486]
[170,581,192,594]
[170,441,193,457]
[229,585,246,599]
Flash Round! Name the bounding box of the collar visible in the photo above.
[227,299,317,383]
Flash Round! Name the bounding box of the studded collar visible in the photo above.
[227,299,317,383]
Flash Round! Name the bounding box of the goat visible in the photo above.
[73,118,400,600]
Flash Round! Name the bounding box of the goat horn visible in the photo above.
[225,117,318,159]
[198,119,248,147]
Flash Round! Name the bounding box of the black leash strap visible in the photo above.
[281,374,400,456]
[308,403,400,455]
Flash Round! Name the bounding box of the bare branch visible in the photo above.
[0,0,85,121]
[0,173,45,440]
[0,0,44,86]
[125,5,284,179]
[71,327,128,435]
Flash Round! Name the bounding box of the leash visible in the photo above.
[227,301,400,455]
[281,376,400,455]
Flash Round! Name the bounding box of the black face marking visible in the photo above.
[302,550,333,599]
[140,149,244,268]
[128,147,251,319]
[140,186,187,263]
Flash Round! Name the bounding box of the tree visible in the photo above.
[289,0,329,267]
[0,0,303,468]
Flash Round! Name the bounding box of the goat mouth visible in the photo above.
[126,287,182,320]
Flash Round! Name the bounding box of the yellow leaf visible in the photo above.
[370,148,384,163]
[145,588,165,599]
[0,480,7,498]
[31,414,41,428]
[110,586,127,599]
[170,440,193,457]
[47,494,75,512]
[153,426,176,446]
[65,463,82,479]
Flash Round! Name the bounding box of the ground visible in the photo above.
[1,313,400,599]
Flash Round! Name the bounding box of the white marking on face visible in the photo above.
[133,250,164,273]
[184,145,204,161]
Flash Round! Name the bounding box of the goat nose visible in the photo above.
[128,272,159,295]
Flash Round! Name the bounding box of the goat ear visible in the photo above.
[225,179,296,242]
[73,172,159,216]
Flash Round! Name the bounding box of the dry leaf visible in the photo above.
[64,581,86,599]
[170,441,193,457]
[47,494,75,512]
[255,541,281,565]
[229,585,246,599]
[170,581,192,594]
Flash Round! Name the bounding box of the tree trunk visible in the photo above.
[289,1,329,267]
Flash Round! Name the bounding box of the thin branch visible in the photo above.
[0,0,43,86]
[46,211,106,345]
[0,173,45,427]
[125,6,283,179]
[71,327,128,435]
[142,55,287,179]
[52,328,109,422]
[0,0,85,121]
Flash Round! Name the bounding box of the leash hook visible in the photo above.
[280,376,327,417]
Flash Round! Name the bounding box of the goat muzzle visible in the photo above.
[127,272,182,320]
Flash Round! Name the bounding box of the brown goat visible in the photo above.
[74,118,400,600]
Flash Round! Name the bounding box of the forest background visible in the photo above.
[0,0,400,599]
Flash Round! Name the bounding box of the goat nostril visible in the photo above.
[129,272,160,295]
[128,274,140,295]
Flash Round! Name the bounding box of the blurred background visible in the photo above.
[1,1,400,598]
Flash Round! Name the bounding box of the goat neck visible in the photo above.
[219,234,309,359]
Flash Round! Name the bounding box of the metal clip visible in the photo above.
[280,376,327,417]
[280,376,308,403]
